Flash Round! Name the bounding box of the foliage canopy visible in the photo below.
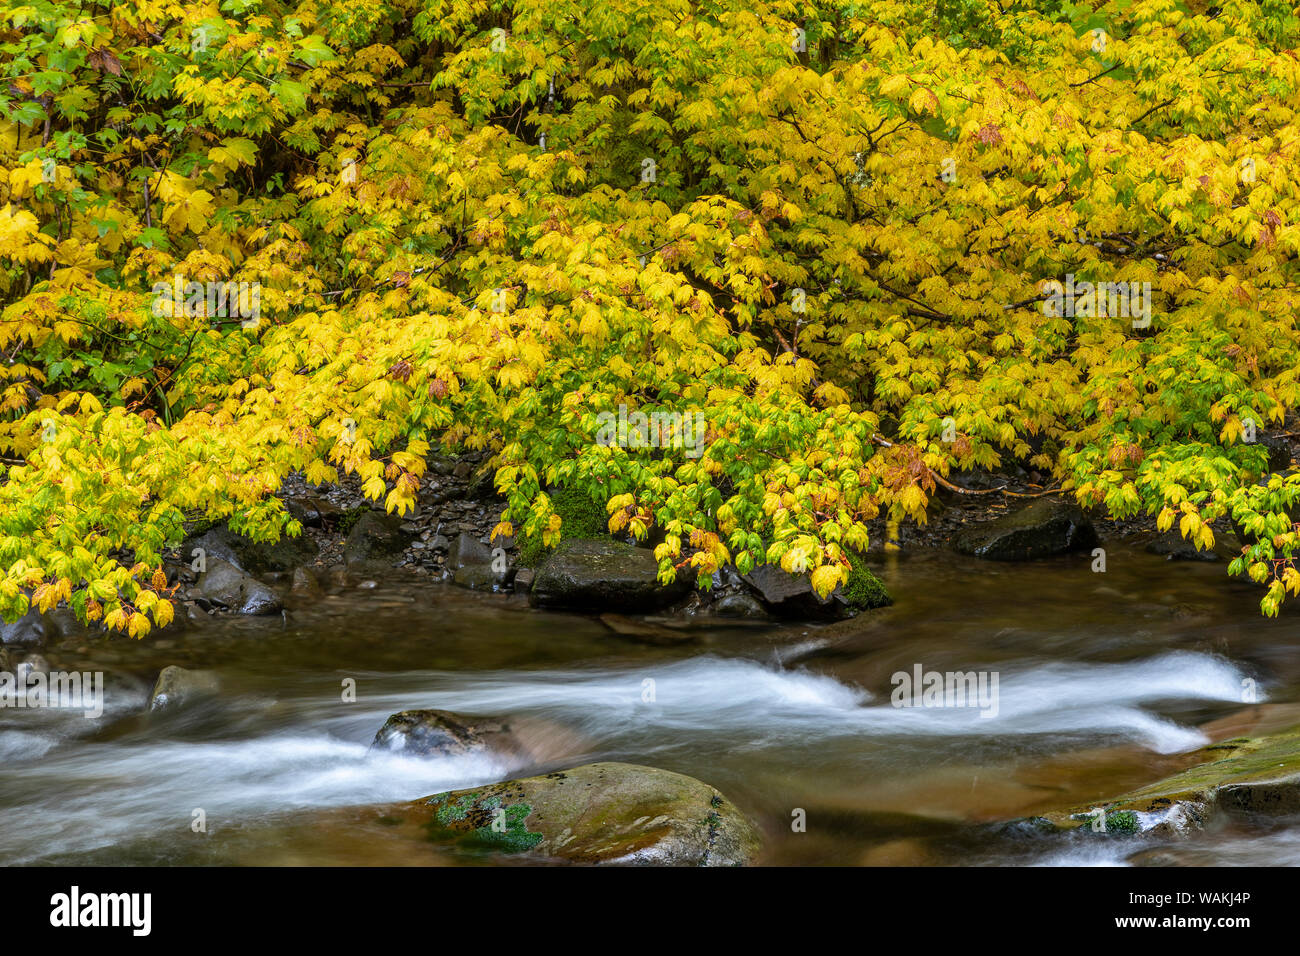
[3,0,1300,634]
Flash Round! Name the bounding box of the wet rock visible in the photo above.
[343,511,414,571]
[194,558,283,615]
[374,709,518,757]
[600,613,697,646]
[285,496,344,529]
[452,565,511,591]
[16,653,49,685]
[1259,434,1293,473]
[409,761,761,864]
[512,568,535,594]
[447,532,492,571]
[291,566,321,594]
[1025,724,1300,837]
[531,539,690,612]
[1144,528,1223,561]
[0,608,56,646]
[743,565,849,620]
[1125,847,1199,867]
[952,499,1097,560]
[148,665,221,711]
[711,591,769,619]
[185,523,318,576]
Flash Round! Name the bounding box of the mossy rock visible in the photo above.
[517,485,612,568]
[408,762,762,865]
[952,499,1097,561]
[743,551,890,619]
[1027,725,1300,837]
[844,551,892,610]
[531,539,691,612]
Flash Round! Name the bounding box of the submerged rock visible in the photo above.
[149,665,221,711]
[194,558,282,615]
[1025,725,1300,837]
[407,761,761,864]
[952,499,1097,560]
[530,539,690,612]
[711,591,768,619]
[599,613,697,646]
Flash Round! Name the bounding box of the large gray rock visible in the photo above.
[446,532,492,570]
[184,523,318,575]
[0,608,56,646]
[372,709,511,756]
[743,565,848,620]
[149,666,221,711]
[530,539,690,612]
[407,762,762,864]
[952,499,1097,560]
[194,558,282,615]
[343,511,413,570]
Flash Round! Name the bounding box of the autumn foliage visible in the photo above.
[2,0,1300,635]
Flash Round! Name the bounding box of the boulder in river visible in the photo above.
[194,558,283,615]
[0,608,56,646]
[371,709,587,769]
[372,709,522,758]
[1143,528,1233,562]
[408,761,761,864]
[1023,724,1300,837]
[343,511,414,571]
[742,565,849,619]
[530,539,690,612]
[743,556,890,619]
[149,665,221,711]
[952,499,1097,560]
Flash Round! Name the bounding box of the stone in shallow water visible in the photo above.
[149,665,221,711]
[371,709,521,757]
[1023,724,1300,837]
[0,608,55,646]
[194,558,282,615]
[407,761,761,865]
[530,539,690,612]
[952,499,1097,560]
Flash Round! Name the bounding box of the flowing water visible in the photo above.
[4,544,1300,866]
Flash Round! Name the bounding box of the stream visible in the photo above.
[3,543,1299,866]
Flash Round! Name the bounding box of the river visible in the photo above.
[3,543,1297,865]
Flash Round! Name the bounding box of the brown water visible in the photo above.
[3,543,1299,866]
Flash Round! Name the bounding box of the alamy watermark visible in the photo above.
[890,664,999,718]
[1040,273,1151,328]
[595,404,706,458]
[0,669,103,717]
[151,276,261,328]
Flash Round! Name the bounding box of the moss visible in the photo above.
[425,792,543,853]
[843,550,893,609]
[1067,808,1140,835]
[517,485,612,567]
[336,505,369,536]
